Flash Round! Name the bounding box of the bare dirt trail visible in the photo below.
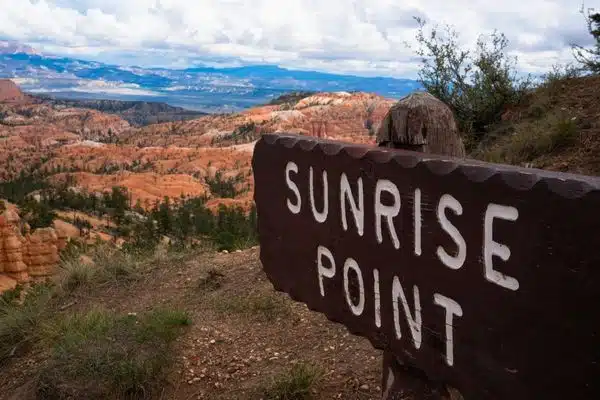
[159,248,383,399]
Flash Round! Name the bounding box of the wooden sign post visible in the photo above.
[252,133,600,399]
[375,91,468,399]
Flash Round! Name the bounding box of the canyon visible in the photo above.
[0,78,396,288]
[1,79,394,210]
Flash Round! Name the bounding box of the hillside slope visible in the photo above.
[473,74,600,176]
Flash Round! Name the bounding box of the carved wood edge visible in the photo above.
[253,133,600,199]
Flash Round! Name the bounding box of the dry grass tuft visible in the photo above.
[261,363,323,400]
[473,113,579,166]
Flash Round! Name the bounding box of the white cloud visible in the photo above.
[0,0,595,77]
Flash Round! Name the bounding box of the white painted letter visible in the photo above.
[340,173,364,236]
[436,194,466,270]
[484,204,520,291]
[375,180,401,249]
[317,245,336,297]
[373,269,381,328]
[285,161,301,214]
[414,188,422,256]
[310,167,328,223]
[392,277,422,349]
[433,293,463,367]
[343,258,365,316]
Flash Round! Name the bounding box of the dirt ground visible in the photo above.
[0,247,383,400]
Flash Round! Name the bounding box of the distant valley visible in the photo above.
[0,42,422,113]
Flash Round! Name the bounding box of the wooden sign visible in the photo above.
[252,133,600,399]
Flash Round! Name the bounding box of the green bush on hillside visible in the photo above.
[18,198,57,229]
[411,17,532,147]
[122,195,258,253]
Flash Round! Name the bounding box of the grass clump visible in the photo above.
[262,363,322,400]
[59,257,98,292]
[92,246,142,284]
[36,307,191,400]
[0,283,25,305]
[0,284,53,364]
[215,291,290,321]
[58,245,144,294]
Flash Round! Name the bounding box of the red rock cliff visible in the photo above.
[0,79,27,103]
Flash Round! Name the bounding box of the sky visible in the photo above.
[0,0,596,78]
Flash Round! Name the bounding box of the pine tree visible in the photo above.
[156,197,173,235]
[19,198,57,229]
[175,205,192,240]
[107,186,129,225]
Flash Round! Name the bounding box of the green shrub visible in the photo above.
[412,17,531,146]
[205,170,245,199]
[268,91,316,107]
[18,197,57,229]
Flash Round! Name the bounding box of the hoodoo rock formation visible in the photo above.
[24,228,61,280]
[0,209,63,292]
[0,210,28,283]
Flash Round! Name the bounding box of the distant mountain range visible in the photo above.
[0,42,421,113]
[0,41,40,56]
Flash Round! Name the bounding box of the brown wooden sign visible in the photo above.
[252,133,600,399]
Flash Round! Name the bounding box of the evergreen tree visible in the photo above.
[106,186,129,225]
[175,205,192,240]
[18,198,57,229]
[133,199,144,214]
[156,196,173,235]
